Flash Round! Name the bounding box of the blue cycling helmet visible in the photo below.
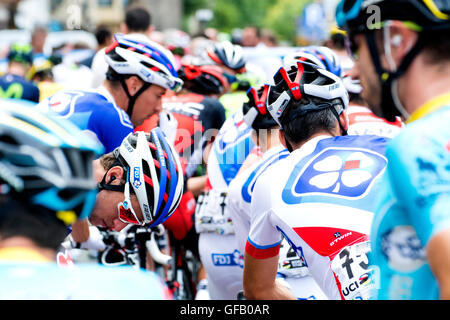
[0,99,104,226]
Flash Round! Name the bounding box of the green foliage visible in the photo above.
[182,0,313,43]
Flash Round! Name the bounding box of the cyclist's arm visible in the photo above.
[428,229,450,299]
[71,219,90,243]
[243,252,296,300]
[187,175,207,197]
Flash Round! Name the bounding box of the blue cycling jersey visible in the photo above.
[0,74,40,103]
[0,260,168,299]
[370,100,450,300]
[37,87,133,154]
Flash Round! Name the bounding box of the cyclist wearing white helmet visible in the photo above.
[228,85,328,300]
[285,46,404,139]
[37,33,182,155]
[0,100,171,299]
[89,128,184,232]
[243,61,390,300]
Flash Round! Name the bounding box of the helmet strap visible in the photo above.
[119,78,151,119]
[364,31,425,122]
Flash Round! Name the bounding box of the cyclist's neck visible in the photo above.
[0,237,55,262]
[397,56,450,118]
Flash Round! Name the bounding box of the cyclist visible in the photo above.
[0,44,39,103]
[243,61,390,300]
[135,62,227,298]
[195,105,257,300]
[337,0,450,299]
[228,85,328,300]
[37,33,183,155]
[284,45,404,138]
[0,101,170,299]
[28,58,65,102]
[205,40,256,119]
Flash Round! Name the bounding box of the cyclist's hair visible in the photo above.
[330,33,346,50]
[125,6,151,33]
[99,152,121,171]
[422,30,450,63]
[0,195,68,251]
[95,25,112,47]
[282,97,341,145]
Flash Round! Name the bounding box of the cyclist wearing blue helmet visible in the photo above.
[337,0,450,299]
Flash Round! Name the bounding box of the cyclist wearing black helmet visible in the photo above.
[337,0,450,300]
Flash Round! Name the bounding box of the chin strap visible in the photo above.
[119,78,151,120]
[364,31,425,122]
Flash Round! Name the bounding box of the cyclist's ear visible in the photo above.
[125,76,145,96]
[107,166,126,184]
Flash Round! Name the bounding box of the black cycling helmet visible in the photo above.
[206,40,247,74]
[336,0,450,121]
[178,63,228,95]
[242,85,278,130]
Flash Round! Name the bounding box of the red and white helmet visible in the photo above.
[113,128,184,227]
[105,34,184,93]
[267,60,349,128]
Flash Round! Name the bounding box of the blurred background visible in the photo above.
[0,0,347,91]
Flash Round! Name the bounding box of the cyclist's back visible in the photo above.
[249,134,389,300]
[370,100,450,300]
[0,255,170,300]
[36,86,133,154]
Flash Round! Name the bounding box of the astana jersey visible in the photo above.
[247,134,390,300]
[370,95,450,300]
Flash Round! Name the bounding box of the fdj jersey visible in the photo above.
[136,93,226,178]
[0,74,40,103]
[36,86,133,154]
[370,101,450,300]
[247,135,390,300]
[196,110,255,235]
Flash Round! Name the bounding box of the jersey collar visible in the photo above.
[0,247,52,263]
[406,92,450,124]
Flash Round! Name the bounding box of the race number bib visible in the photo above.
[330,241,376,300]
[278,238,310,278]
[195,190,234,235]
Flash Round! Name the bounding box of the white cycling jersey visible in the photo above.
[347,105,403,138]
[247,134,389,300]
[228,144,328,300]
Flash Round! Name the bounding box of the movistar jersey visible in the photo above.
[36,86,133,154]
[0,74,40,103]
[370,96,450,300]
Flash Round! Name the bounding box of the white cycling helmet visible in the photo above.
[267,60,349,129]
[104,128,184,227]
[283,46,343,77]
[105,34,184,118]
[206,40,247,74]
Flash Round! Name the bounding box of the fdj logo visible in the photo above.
[133,167,141,189]
[212,250,242,267]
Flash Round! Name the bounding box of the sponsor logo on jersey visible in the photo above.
[283,147,387,202]
[212,250,243,267]
[381,225,426,272]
